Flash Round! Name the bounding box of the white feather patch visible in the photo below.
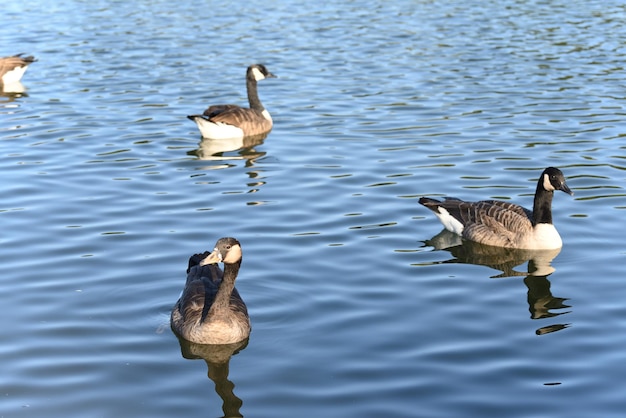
[223,244,242,264]
[261,109,272,122]
[251,67,265,81]
[542,173,555,191]
[531,223,562,249]
[191,117,244,140]
[434,207,465,236]
[1,66,28,84]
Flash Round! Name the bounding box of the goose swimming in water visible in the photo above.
[187,64,276,140]
[171,237,250,345]
[419,167,573,250]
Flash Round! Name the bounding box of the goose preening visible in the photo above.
[187,64,276,140]
[0,54,36,85]
[419,167,573,250]
[171,237,250,345]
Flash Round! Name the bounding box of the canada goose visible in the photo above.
[187,64,276,140]
[171,237,250,345]
[419,167,573,250]
[0,54,36,85]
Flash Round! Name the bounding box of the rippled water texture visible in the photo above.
[2,0,626,417]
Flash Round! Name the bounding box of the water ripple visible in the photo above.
[2,0,626,417]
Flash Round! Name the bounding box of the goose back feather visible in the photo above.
[419,167,573,249]
[188,64,275,140]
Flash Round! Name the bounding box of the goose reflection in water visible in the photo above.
[175,336,249,418]
[187,133,269,201]
[425,230,571,335]
[188,132,268,163]
[1,81,26,98]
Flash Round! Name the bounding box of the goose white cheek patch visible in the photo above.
[251,67,265,81]
[543,174,555,191]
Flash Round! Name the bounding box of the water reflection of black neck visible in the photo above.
[177,337,249,417]
[424,230,572,335]
[207,360,243,417]
[524,273,571,335]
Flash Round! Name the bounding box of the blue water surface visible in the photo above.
[2,0,626,417]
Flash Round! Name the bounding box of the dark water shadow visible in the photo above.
[424,230,571,335]
[175,336,249,417]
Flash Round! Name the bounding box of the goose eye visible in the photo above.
[225,245,231,250]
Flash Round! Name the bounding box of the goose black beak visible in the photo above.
[561,182,574,196]
[199,248,222,266]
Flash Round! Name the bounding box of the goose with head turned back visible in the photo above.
[419,167,573,250]
[0,54,36,85]
[187,64,276,140]
[171,237,250,345]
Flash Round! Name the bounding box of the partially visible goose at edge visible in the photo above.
[171,237,250,345]
[419,167,573,250]
[0,54,36,85]
[187,64,276,140]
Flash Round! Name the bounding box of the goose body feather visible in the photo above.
[188,107,272,140]
[420,167,573,250]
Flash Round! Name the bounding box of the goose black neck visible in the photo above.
[212,261,241,311]
[532,181,554,225]
[246,77,264,112]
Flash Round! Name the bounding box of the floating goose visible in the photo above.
[0,54,36,85]
[171,237,250,345]
[188,64,275,140]
[419,167,573,249]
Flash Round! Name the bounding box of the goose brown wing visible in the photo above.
[0,55,35,75]
[202,104,240,118]
[481,199,532,218]
[180,260,223,323]
[209,107,272,135]
[176,279,206,323]
[463,201,534,247]
[465,200,532,230]
[433,199,529,228]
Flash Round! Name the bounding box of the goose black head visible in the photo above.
[248,64,276,81]
[542,167,573,196]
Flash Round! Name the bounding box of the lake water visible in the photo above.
[2,0,626,417]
